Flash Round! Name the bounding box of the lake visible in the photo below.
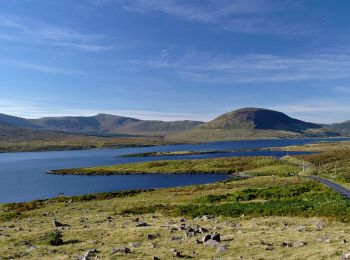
[0,138,346,203]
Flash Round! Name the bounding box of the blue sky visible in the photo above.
[1,0,350,123]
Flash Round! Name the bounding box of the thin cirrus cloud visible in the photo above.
[118,0,318,38]
[272,99,350,124]
[0,97,207,121]
[131,50,350,83]
[0,14,112,52]
[333,86,350,94]
[0,59,85,75]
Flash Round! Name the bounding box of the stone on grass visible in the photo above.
[314,221,325,230]
[171,236,182,241]
[202,215,214,221]
[212,233,220,242]
[293,241,307,248]
[296,225,306,232]
[111,247,131,254]
[202,235,212,243]
[216,244,228,254]
[129,242,141,248]
[147,234,159,240]
[53,220,69,228]
[135,222,148,227]
[170,248,182,257]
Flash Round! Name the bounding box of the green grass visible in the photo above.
[176,191,350,221]
[2,174,350,259]
[196,182,324,203]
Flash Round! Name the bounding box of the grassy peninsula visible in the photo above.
[49,156,299,176]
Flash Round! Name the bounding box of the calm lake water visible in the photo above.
[0,138,347,203]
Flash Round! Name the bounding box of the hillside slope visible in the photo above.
[201,107,321,131]
[29,114,203,135]
[167,108,329,142]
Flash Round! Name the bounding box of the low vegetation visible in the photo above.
[279,141,350,186]
[2,141,350,259]
[2,174,350,259]
[49,156,300,175]
[48,230,63,246]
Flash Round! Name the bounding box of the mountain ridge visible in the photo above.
[0,108,348,140]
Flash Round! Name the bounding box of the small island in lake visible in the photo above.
[120,150,233,157]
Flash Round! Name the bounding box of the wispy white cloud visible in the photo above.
[333,86,350,94]
[0,14,113,52]
[0,97,206,121]
[131,50,350,83]
[272,99,350,124]
[0,59,85,75]
[118,0,318,38]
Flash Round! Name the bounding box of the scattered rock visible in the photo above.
[135,222,148,227]
[296,225,306,232]
[77,249,98,260]
[261,241,274,251]
[111,247,131,254]
[265,244,274,251]
[147,234,159,240]
[170,248,182,257]
[148,243,156,248]
[212,233,220,242]
[281,242,293,248]
[195,239,202,244]
[342,252,350,259]
[204,240,221,247]
[171,236,182,241]
[53,220,69,228]
[179,218,186,222]
[132,217,140,223]
[185,231,195,238]
[341,239,347,244]
[216,244,228,254]
[198,227,208,233]
[129,242,141,248]
[202,215,215,221]
[293,241,307,248]
[202,235,212,243]
[153,257,160,260]
[314,221,325,230]
[26,245,37,252]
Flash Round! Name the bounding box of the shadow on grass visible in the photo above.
[63,239,81,245]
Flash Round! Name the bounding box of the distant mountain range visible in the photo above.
[0,113,203,136]
[1,108,349,142]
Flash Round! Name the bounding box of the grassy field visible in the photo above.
[2,142,350,259]
[49,156,300,175]
[2,175,350,259]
